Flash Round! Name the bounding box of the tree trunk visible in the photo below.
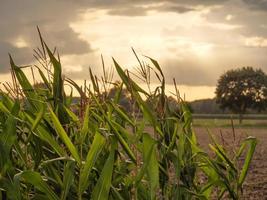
[239,104,246,124]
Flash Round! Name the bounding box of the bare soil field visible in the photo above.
[194,127,267,199]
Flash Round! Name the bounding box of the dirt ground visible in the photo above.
[194,127,267,200]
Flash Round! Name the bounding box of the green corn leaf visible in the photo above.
[32,194,52,200]
[111,186,125,200]
[178,129,185,153]
[135,93,162,136]
[89,68,100,95]
[208,130,237,174]
[166,122,179,153]
[207,159,237,199]
[32,103,46,131]
[135,133,156,187]
[145,56,164,79]
[64,105,80,123]
[208,143,237,175]
[79,132,106,195]
[9,55,40,110]
[0,101,11,114]
[238,136,257,187]
[136,184,150,200]
[61,161,76,200]
[65,78,87,99]
[14,171,60,200]
[24,112,65,156]
[92,147,115,200]
[113,82,123,104]
[11,100,20,115]
[0,177,21,200]
[48,107,81,164]
[234,142,246,161]
[0,93,14,111]
[107,119,136,164]
[146,56,166,108]
[143,133,159,200]
[0,114,17,175]
[110,102,134,126]
[37,67,52,91]
[49,165,64,187]
[80,104,90,143]
[113,58,149,96]
[43,43,64,107]
[0,115,17,153]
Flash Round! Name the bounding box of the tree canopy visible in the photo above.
[215,67,267,122]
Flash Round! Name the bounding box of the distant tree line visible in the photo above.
[189,98,267,114]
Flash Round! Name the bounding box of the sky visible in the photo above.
[1,0,267,101]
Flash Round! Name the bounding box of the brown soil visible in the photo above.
[194,127,267,200]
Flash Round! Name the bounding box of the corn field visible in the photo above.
[0,31,257,200]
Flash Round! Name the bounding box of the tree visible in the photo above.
[216,67,267,123]
[107,82,133,112]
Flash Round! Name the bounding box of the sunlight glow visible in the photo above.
[245,36,267,47]
[191,43,214,57]
[13,37,28,48]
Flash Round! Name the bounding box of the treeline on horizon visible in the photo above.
[189,98,267,114]
[69,94,267,115]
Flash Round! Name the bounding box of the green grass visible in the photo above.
[0,30,257,200]
[193,118,267,128]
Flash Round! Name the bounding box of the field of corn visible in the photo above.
[0,32,258,199]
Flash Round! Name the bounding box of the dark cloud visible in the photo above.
[76,0,228,8]
[0,1,93,73]
[162,58,217,86]
[105,0,225,16]
[160,5,195,13]
[39,27,92,55]
[202,0,267,39]
[0,42,32,73]
[107,6,148,16]
[243,0,267,12]
[107,4,195,17]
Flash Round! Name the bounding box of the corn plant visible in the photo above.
[0,30,257,200]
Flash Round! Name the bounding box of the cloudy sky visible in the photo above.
[1,0,267,100]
